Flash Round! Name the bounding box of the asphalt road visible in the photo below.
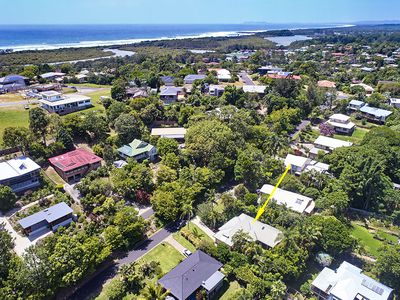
[239,71,254,85]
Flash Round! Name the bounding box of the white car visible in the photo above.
[182,249,192,257]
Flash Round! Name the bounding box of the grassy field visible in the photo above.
[351,224,383,257]
[0,107,30,146]
[44,167,65,186]
[0,93,25,103]
[138,242,184,274]
[61,89,109,118]
[334,127,368,144]
[184,222,214,244]
[70,83,112,88]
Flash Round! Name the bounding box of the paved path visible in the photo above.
[139,207,154,220]
[165,235,187,254]
[64,184,81,204]
[0,100,38,107]
[239,71,255,85]
[192,216,216,241]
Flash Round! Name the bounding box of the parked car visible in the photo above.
[24,105,29,110]
[182,249,192,257]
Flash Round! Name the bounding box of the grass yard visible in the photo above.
[62,89,109,118]
[184,222,214,244]
[218,280,242,300]
[0,93,24,103]
[0,107,30,146]
[351,224,383,257]
[138,242,184,274]
[44,167,65,186]
[70,83,112,88]
[172,232,197,252]
[334,127,368,144]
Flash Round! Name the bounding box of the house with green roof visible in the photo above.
[117,139,157,162]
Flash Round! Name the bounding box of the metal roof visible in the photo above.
[158,250,222,300]
[0,157,41,182]
[49,149,102,172]
[18,202,73,229]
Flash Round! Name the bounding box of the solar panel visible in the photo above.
[361,279,384,295]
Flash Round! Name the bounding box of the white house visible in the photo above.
[348,100,366,111]
[242,85,267,94]
[0,157,41,193]
[285,154,310,174]
[216,69,231,82]
[214,213,282,248]
[39,91,92,115]
[327,114,356,135]
[390,98,400,108]
[151,127,187,140]
[284,154,330,174]
[360,106,393,123]
[311,261,393,300]
[310,136,352,157]
[259,184,315,214]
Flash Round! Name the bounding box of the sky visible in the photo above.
[2,0,400,25]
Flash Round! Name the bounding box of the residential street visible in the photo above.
[239,71,255,85]
[66,209,174,300]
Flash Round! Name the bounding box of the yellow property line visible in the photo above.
[254,164,291,222]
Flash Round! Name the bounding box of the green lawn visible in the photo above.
[218,280,242,300]
[173,232,197,252]
[70,83,112,88]
[62,89,109,118]
[184,222,214,244]
[0,108,30,146]
[138,242,184,274]
[351,224,383,257]
[334,127,368,145]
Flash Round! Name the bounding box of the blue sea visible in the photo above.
[0,23,351,51]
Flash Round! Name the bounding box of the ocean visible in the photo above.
[0,23,350,51]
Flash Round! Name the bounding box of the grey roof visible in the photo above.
[184,74,206,83]
[214,213,283,248]
[158,250,223,300]
[0,75,28,84]
[161,76,175,83]
[18,202,73,229]
[360,105,393,118]
[201,271,225,291]
[160,86,183,96]
[349,100,365,106]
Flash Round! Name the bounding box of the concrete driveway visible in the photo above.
[64,183,81,204]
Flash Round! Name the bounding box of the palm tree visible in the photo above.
[180,200,194,228]
[141,282,169,300]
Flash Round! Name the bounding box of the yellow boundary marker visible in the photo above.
[254,164,291,222]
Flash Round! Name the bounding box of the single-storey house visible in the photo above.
[243,85,267,95]
[151,127,187,140]
[351,83,374,95]
[0,157,41,193]
[160,86,184,105]
[214,213,282,248]
[348,100,366,111]
[39,91,92,115]
[126,87,148,99]
[158,250,224,300]
[260,184,315,214]
[40,72,65,81]
[208,85,225,97]
[359,105,393,123]
[258,65,283,75]
[327,114,356,135]
[216,69,231,82]
[285,154,311,174]
[317,80,336,89]
[49,149,102,183]
[118,139,157,162]
[18,202,73,236]
[184,74,206,84]
[311,261,393,300]
[160,76,176,86]
[0,75,28,93]
[390,98,400,108]
[310,136,353,157]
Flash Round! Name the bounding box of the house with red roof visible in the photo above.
[49,148,102,183]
